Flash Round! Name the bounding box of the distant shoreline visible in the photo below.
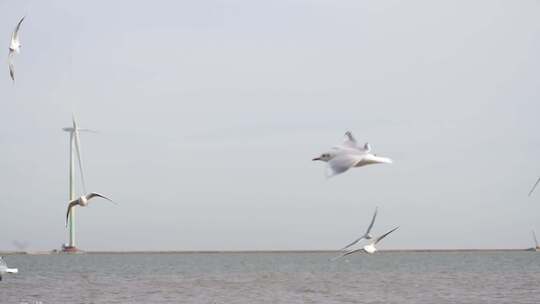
[0,249,535,255]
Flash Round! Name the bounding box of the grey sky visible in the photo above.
[1,0,539,251]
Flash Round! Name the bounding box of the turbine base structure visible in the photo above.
[61,244,83,254]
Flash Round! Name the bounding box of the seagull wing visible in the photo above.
[528,177,540,197]
[365,207,378,235]
[343,248,364,256]
[340,208,378,250]
[342,131,357,148]
[363,143,371,153]
[361,154,393,165]
[327,154,364,176]
[330,248,363,261]
[340,236,365,251]
[65,200,79,227]
[11,17,24,46]
[374,226,399,245]
[87,193,116,204]
[8,60,15,82]
[11,16,26,41]
[334,131,366,151]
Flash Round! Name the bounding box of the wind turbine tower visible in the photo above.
[61,115,93,252]
[532,230,540,252]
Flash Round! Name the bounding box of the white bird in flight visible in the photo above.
[8,16,25,82]
[339,207,378,251]
[331,226,399,260]
[0,256,18,281]
[66,193,115,227]
[528,177,540,197]
[313,131,392,177]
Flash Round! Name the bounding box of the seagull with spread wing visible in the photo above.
[313,131,392,177]
[331,226,399,260]
[339,207,378,251]
[66,193,115,227]
[8,16,25,82]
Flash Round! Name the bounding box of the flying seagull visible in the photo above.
[8,16,25,82]
[0,256,18,281]
[528,177,540,197]
[331,226,399,260]
[313,131,392,177]
[340,207,378,251]
[66,193,115,227]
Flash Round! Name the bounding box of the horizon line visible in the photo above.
[1,248,537,255]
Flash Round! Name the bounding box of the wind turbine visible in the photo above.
[11,240,29,252]
[62,115,95,251]
[532,230,540,252]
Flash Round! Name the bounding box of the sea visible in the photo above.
[1,251,539,304]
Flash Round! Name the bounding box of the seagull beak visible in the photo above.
[312,157,321,161]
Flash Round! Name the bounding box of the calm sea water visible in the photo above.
[1,251,539,303]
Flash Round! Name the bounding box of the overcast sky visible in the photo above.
[1,0,539,251]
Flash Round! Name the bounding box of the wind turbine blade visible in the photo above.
[73,130,87,194]
[77,129,99,133]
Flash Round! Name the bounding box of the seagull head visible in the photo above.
[312,152,335,162]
